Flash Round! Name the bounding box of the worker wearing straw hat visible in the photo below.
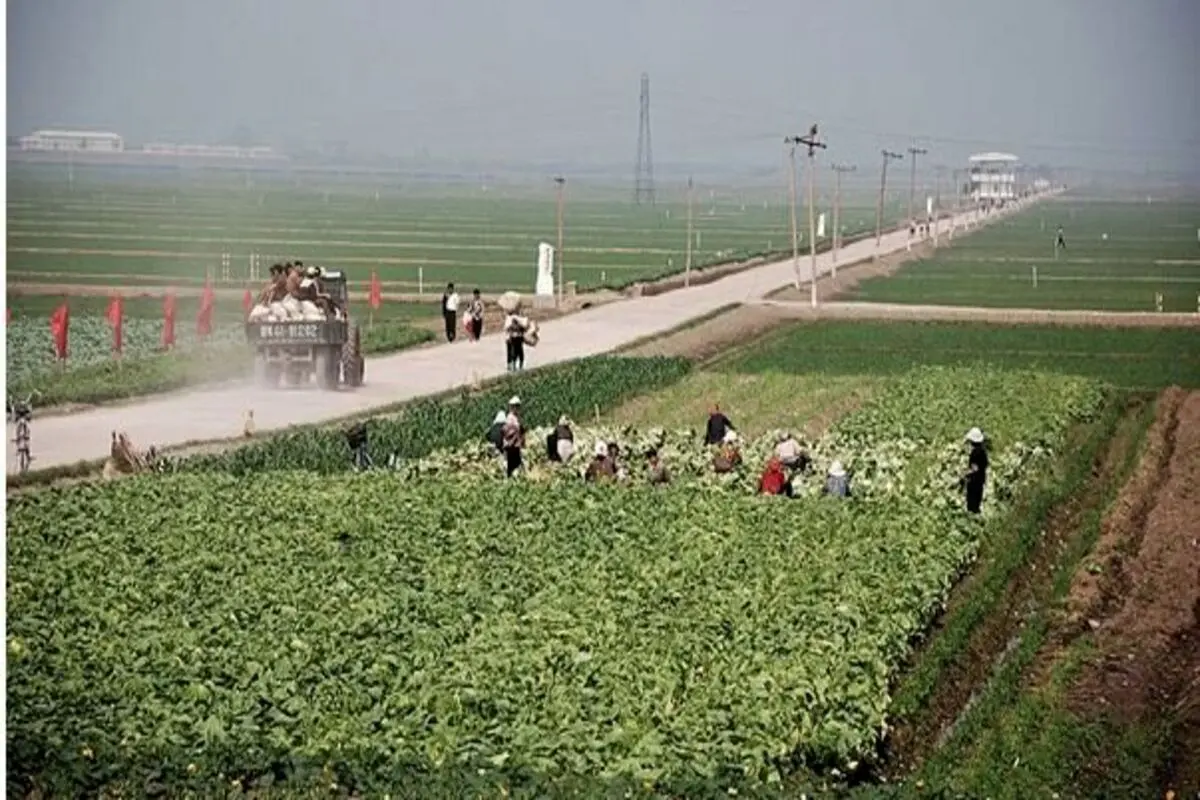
[962,427,989,514]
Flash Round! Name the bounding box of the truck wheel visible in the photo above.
[341,323,365,387]
[315,350,336,390]
[254,356,280,388]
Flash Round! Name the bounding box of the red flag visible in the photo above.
[162,292,177,350]
[242,288,254,317]
[106,294,124,354]
[196,278,215,338]
[49,302,70,361]
[368,271,382,310]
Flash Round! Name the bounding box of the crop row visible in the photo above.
[170,355,695,475]
[5,366,1108,793]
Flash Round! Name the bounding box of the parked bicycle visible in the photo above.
[8,391,40,474]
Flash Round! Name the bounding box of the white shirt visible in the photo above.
[775,438,802,462]
[444,292,460,313]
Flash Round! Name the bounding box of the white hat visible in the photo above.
[508,396,521,406]
[776,431,790,443]
[558,415,569,426]
[492,411,507,425]
[965,427,984,444]
[723,430,738,444]
[299,277,315,289]
[828,460,846,477]
[305,265,321,278]
[594,441,609,457]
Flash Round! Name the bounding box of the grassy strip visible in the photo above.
[612,303,740,355]
[171,355,693,475]
[890,394,1159,797]
[9,322,433,409]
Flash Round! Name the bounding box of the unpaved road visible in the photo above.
[4,201,1037,473]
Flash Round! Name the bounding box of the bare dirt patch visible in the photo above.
[1065,390,1200,795]
[884,395,1150,775]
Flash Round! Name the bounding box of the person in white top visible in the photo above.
[774,432,810,471]
[441,283,460,342]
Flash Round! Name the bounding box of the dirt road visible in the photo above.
[4,200,1036,473]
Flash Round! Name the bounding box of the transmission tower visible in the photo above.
[634,73,655,205]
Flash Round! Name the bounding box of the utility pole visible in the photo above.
[831,163,856,275]
[785,140,801,290]
[685,176,694,288]
[875,150,904,254]
[554,176,566,306]
[787,124,827,308]
[907,145,928,229]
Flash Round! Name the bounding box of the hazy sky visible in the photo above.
[9,0,1199,172]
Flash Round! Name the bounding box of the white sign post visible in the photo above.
[816,213,826,239]
[535,242,556,302]
[1032,265,1038,288]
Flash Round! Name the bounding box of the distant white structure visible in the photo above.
[967,152,1019,205]
[535,243,555,298]
[19,129,124,153]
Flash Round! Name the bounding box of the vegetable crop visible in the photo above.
[7,475,977,795]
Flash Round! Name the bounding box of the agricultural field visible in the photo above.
[7,359,1107,794]
[7,187,1199,796]
[6,162,906,296]
[847,198,1200,312]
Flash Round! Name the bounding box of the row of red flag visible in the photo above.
[21,272,385,361]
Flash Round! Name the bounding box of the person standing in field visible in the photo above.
[962,427,989,514]
[467,289,485,342]
[1056,225,1066,251]
[704,404,735,446]
[501,396,526,478]
[823,461,851,498]
[441,283,460,342]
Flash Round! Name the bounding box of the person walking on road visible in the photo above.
[962,427,989,514]
[467,289,485,342]
[1055,225,1066,251]
[504,309,530,371]
[441,283,460,342]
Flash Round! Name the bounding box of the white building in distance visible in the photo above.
[19,129,124,153]
[967,152,1019,205]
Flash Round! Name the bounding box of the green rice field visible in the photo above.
[6,164,904,294]
[849,198,1200,312]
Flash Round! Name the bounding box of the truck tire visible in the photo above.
[254,356,281,389]
[341,323,365,388]
[314,349,337,390]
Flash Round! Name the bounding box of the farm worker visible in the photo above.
[704,404,735,446]
[823,461,851,498]
[774,431,810,471]
[758,458,791,496]
[485,410,507,453]
[1056,225,1066,250]
[257,263,287,304]
[467,289,485,341]
[501,396,526,478]
[962,427,989,514]
[442,283,460,343]
[646,448,671,485]
[607,441,631,482]
[584,440,616,483]
[545,415,575,463]
[712,430,742,474]
[504,309,531,371]
[284,263,303,298]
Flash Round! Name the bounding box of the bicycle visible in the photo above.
[8,391,40,474]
